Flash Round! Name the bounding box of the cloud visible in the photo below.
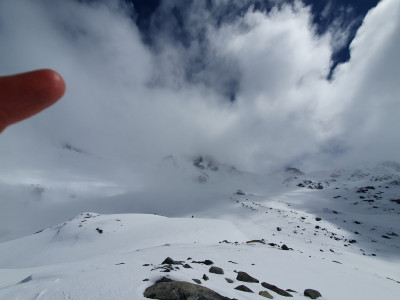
[0,0,399,238]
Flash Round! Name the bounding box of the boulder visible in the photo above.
[144,281,231,300]
[209,266,224,275]
[192,279,201,284]
[259,291,274,299]
[236,271,259,283]
[161,257,182,265]
[304,289,322,299]
[234,285,253,293]
[261,282,293,297]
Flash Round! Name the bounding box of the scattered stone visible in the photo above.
[315,217,322,221]
[183,264,192,269]
[144,281,231,300]
[236,271,259,283]
[382,235,391,239]
[259,290,273,299]
[96,227,103,234]
[354,221,362,225]
[349,239,357,244]
[194,259,214,265]
[203,274,209,281]
[225,278,234,284]
[304,289,322,299]
[234,285,254,293]
[209,266,224,275]
[277,227,282,231]
[235,189,245,195]
[281,244,289,251]
[161,257,182,265]
[261,282,293,297]
[246,239,266,244]
[192,279,201,284]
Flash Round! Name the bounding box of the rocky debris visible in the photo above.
[235,189,245,195]
[234,285,253,293]
[144,280,231,300]
[356,186,375,193]
[193,259,214,265]
[203,274,209,281]
[391,199,400,204]
[236,271,259,283]
[96,227,103,234]
[304,289,322,299]
[225,278,234,283]
[209,266,224,275]
[261,282,293,297]
[297,180,324,189]
[193,155,219,171]
[259,290,274,299]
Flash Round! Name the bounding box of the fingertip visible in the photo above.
[35,69,66,103]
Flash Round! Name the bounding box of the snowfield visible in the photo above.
[1,162,399,299]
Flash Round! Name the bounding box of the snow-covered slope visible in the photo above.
[0,161,399,299]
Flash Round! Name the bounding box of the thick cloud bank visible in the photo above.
[0,0,399,238]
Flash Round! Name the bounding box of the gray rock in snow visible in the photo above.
[304,289,322,299]
[209,266,224,275]
[143,281,232,300]
[261,282,293,297]
[236,271,259,283]
[234,285,254,293]
[259,290,274,299]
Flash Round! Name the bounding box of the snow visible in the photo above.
[1,162,400,299]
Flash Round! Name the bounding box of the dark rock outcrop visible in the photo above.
[209,266,224,275]
[192,279,201,284]
[234,285,253,293]
[261,282,293,297]
[236,271,259,283]
[304,289,322,299]
[144,281,231,300]
[161,257,182,265]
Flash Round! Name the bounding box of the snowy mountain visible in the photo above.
[1,160,399,299]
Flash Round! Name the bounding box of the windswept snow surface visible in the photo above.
[1,163,400,300]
